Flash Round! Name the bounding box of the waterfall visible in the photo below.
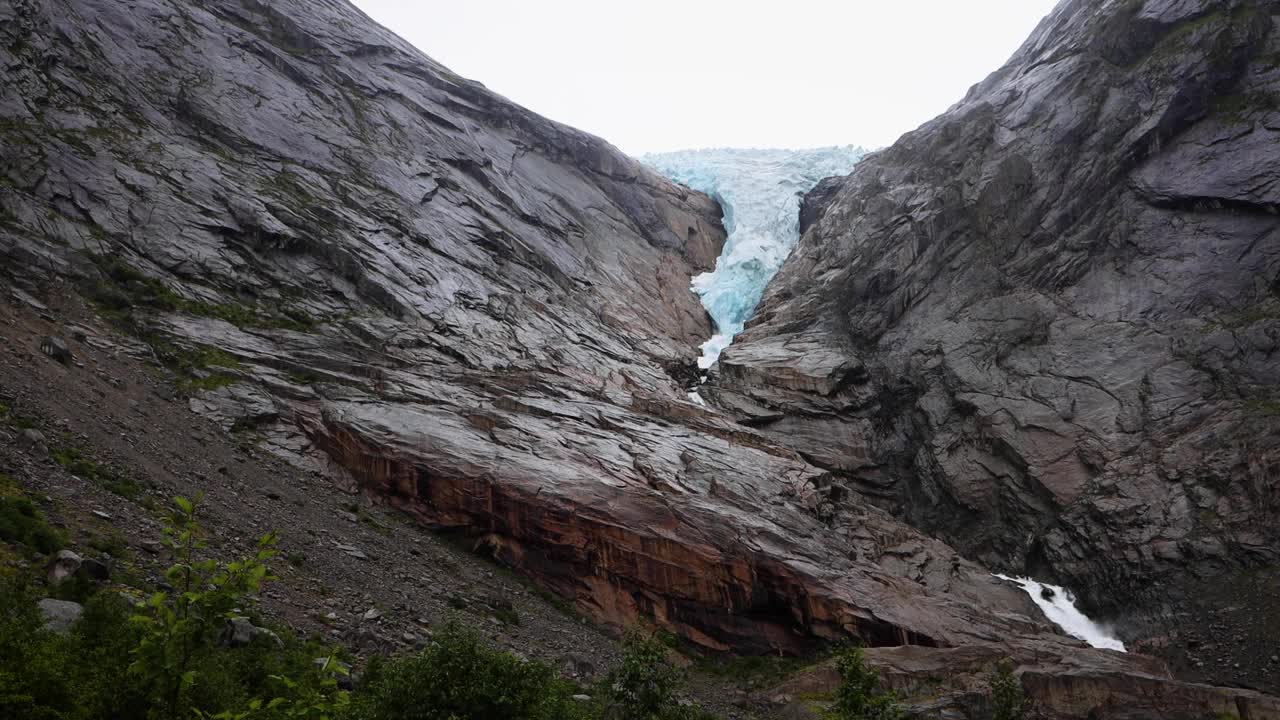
[994,574,1126,651]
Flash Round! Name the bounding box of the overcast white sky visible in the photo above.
[350,1,1060,155]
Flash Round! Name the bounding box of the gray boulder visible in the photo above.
[47,549,83,586]
[220,617,283,649]
[38,598,83,634]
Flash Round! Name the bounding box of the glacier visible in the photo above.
[643,146,867,369]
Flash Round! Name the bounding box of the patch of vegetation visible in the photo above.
[358,512,391,537]
[1244,399,1280,417]
[48,445,147,501]
[827,646,903,720]
[1216,301,1280,330]
[142,341,247,395]
[0,476,65,556]
[491,606,520,627]
[1,497,725,720]
[284,369,324,386]
[84,255,318,334]
[0,403,38,430]
[0,498,349,720]
[529,584,579,618]
[989,659,1031,720]
[695,652,813,685]
[86,530,128,560]
[350,621,586,720]
[599,628,718,720]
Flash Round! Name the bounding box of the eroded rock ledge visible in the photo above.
[1,0,1277,714]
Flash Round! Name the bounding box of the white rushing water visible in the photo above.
[994,574,1126,651]
[643,146,867,369]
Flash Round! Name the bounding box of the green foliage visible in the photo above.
[988,660,1031,720]
[85,255,316,333]
[347,621,587,720]
[827,647,903,720]
[48,445,146,500]
[695,652,811,684]
[491,606,521,626]
[1243,398,1280,417]
[128,496,279,718]
[0,580,78,720]
[599,629,714,720]
[87,530,129,559]
[0,494,65,556]
[0,496,725,720]
[122,497,349,720]
[0,406,40,430]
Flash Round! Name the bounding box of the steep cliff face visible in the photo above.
[712,0,1280,625]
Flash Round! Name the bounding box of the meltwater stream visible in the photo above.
[643,146,867,370]
[994,575,1126,651]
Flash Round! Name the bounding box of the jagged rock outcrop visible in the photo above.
[2,0,1277,713]
[711,0,1280,658]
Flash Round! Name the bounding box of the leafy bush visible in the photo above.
[0,495,65,556]
[349,621,587,720]
[0,496,726,720]
[598,629,715,720]
[0,498,348,720]
[0,579,77,719]
[827,646,903,720]
[989,659,1031,720]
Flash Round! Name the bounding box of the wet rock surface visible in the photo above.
[0,0,1276,714]
[711,0,1280,692]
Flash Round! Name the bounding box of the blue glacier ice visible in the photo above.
[643,146,868,369]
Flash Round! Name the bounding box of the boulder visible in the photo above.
[219,617,283,649]
[47,549,83,586]
[16,428,46,453]
[38,598,83,634]
[39,336,72,364]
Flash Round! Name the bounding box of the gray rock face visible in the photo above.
[712,0,1280,621]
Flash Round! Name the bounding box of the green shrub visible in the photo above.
[989,659,1031,720]
[599,629,715,720]
[348,621,587,720]
[0,496,65,556]
[0,579,77,720]
[827,646,903,720]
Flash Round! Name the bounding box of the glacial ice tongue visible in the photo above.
[994,574,1126,652]
[643,146,867,369]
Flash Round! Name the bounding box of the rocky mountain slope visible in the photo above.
[713,0,1280,688]
[1,0,1277,716]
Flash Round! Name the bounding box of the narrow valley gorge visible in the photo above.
[1,0,1278,717]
